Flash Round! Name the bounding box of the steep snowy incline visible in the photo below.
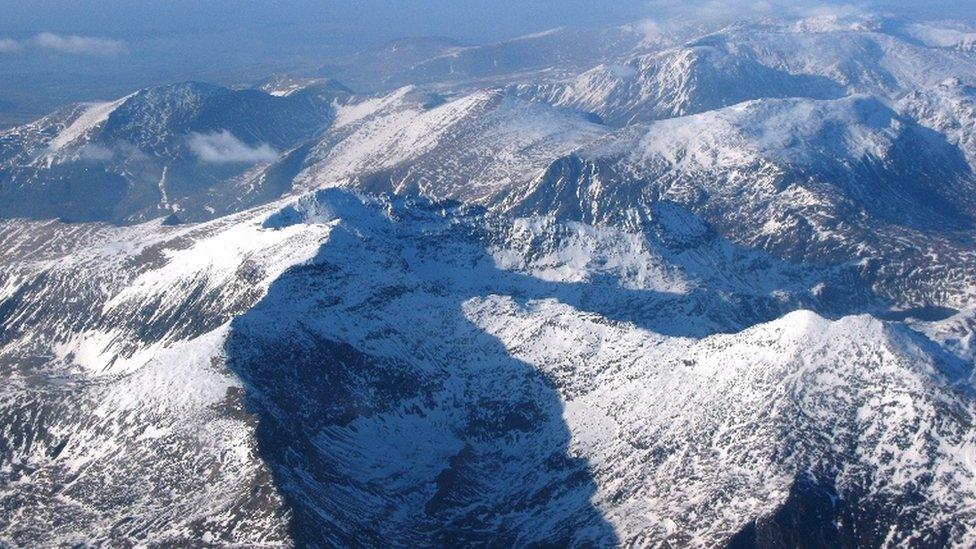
[45,98,130,152]
[0,197,328,375]
[720,22,976,94]
[0,197,339,545]
[292,87,607,204]
[227,190,976,546]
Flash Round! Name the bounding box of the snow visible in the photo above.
[3,9,976,547]
[47,97,126,151]
[53,328,162,376]
[905,22,976,50]
[3,182,976,545]
[332,86,415,128]
[470,292,976,545]
[298,88,606,202]
[109,210,325,306]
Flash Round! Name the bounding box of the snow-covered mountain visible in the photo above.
[513,43,845,125]
[510,95,976,300]
[511,17,976,124]
[2,11,976,548]
[900,77,976,166]
[1,190,972,546]
[0,81,348,224]
[289,87,608,203]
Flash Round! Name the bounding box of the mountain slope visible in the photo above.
[515,43,845,125]
[1,190,973,546]
[0,82,347,224]
[515,18,976,126]
[2,11,976,548]
[510,95,976,308]
[290,87,607,204]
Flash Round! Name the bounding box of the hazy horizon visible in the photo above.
[0,0,972,125]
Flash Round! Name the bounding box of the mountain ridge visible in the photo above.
[2,11,976,547]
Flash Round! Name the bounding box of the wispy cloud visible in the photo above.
[32,32,126,56]
[188,131,279,164]
[0,38,21,53]
[75,144,115,162]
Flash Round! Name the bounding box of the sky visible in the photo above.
[0,0,971,125]
[0,1,640,123]
[0,1,653,43]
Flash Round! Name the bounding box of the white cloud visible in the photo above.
[76,144,115,162]
[32,32,125,56]
[628,18,668,46]
[188,131,279,164]
[0,38,20,52]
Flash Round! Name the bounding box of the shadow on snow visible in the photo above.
[224,188,885,546]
